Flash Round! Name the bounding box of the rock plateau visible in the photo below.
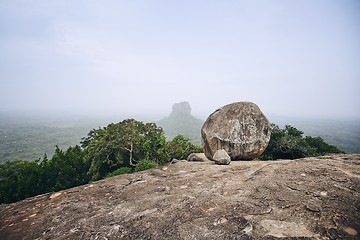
[1,154,359,240]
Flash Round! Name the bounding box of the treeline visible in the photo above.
[0,146,89,203]
[262,124,344,159]
[0,119,343,204]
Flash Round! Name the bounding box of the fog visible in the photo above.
[1,1,359,120]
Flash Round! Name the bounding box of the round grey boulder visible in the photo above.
[201,102,271,160]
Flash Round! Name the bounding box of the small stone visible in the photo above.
[187,153,210,162]
[213,149,231,165]
[113,225,121,232]
[206,207,216,212]
[156,186,166,192]
[260,220,315,238]
[219,217,228,224]
[243,224,253,235]
[344,227,357,236]
[213,218,228,226]
[50,192,62,199]
[171,159,179,164]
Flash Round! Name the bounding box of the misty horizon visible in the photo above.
[1,101,359,124]
[1,1,359,120]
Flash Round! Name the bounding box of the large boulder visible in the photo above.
[201,102,271,160]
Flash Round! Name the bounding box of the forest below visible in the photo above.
[0,114,359,164]
[0,118,344,204]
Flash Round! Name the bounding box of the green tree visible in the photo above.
[105,167,133,178]
[0,160,44,203]
[304,136,344,155]
[82,119,165,180]
[40,145,89,192]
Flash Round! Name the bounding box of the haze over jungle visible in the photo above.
[0,101,359,164]
[0,1,359,120]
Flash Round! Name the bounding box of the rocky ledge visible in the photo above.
[1,154,359,239]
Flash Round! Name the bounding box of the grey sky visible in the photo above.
[0,0,359,119]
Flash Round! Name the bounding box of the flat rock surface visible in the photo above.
[1,154,359,240]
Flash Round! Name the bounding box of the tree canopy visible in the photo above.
[81,119,166,180]
[0,119,346,204]
[0,160,43,203]
[0,145,89,203]
[39,145,89,192]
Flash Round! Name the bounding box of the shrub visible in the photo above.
[105,167,133,178]
[134,159,158,172]
[262,124,344,160]
[158,134,203,162]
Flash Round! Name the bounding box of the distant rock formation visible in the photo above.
[170,102,191,116]
[157,102,203,144]
[201,102,271,160]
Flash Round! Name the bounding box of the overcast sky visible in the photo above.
[0,0,359,119]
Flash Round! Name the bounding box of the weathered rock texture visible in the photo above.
[201,102,271,160]
[1,154,359,239]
